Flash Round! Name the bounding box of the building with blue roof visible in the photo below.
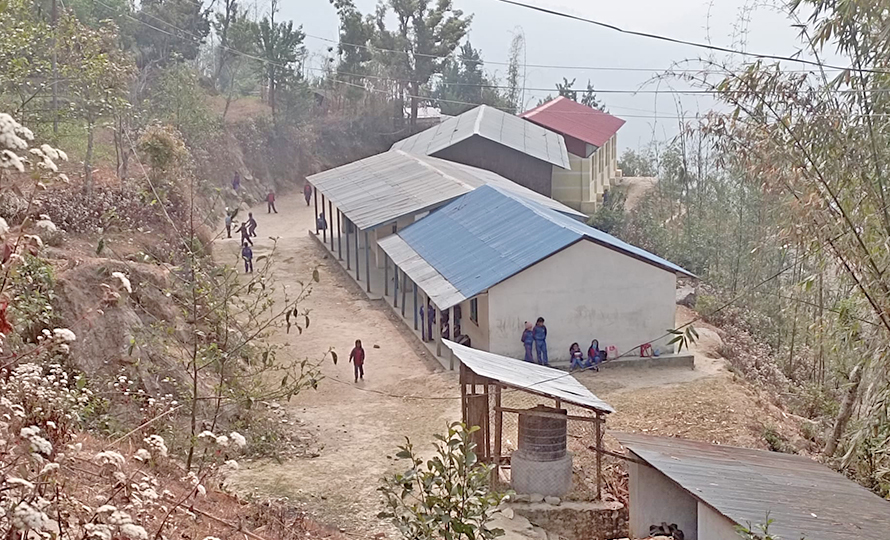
[378,185,694,361]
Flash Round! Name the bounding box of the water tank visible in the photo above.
[517,405,567,461]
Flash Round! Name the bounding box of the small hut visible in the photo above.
[444,340,614,499]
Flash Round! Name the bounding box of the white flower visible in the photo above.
[196,484,206,496]
[95,505,117,515]
[144,435,167,458]
[93,450,126,470]
[53,328,77,342]
[1,149,24,172]
[133,448,151,462]
[7,477,35,490]
[118,523,148,540]
[0,217,8,236]
[197,430,216,440]
[229,431,247,449]
[220,459,240,472]
[111,272,132,293]
[12,501,51,531]
[84,523,113,540]
[214,434,229,447]
[203,537,222,540]
[21,426,53,455]
[39,463,60,475]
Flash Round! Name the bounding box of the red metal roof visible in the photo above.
[521,96,626,148]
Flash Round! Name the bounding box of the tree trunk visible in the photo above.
[409,81,419,127]
[824,362,864,457]
[84,119,94,197]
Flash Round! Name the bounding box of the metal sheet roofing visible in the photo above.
[390,105,570,169]
[444,340,614,413]
[306,150,585,231]
[615,433,890,540]
[378,184,693,309]
[521,96,626,148]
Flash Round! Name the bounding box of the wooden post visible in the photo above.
[448,307,454,370]
[328,199,334,250]
[401,271,407,317]
[494,384,503,463]
[355,225,360,280]
[321,194,327,244]
[460,364,468,425]
[435,305,442,356]
[364,231,371,293]
[337,209,342,260]
[345,218,351,270]
[596,412,603,501]
[482,382,490,459]
[413,282,418,330]
[384,253,390,297]
[393,263,399,308]
[313,187,319,234]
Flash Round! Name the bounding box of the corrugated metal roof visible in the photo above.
[306,150,585,231]
[378,184,693,309]
[390,105,571,169]
[521,96,626,148]
[615,433,890,540]
[444,340,614,413]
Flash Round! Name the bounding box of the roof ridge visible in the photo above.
[523,96,563,118]
[410,153,476,191]
[473,105,486,135]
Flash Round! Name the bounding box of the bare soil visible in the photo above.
[224,191,807,537]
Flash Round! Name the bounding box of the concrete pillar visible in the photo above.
[336,209,342,260]
[364,230,371,293]
[328,199,334,251]
[313,187,318,234]
[345,217,351,270]
[321,194,327,244]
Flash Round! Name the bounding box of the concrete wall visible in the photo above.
[433,136,555,197]
[485,240,677,361]
[592,134,618,200]
[628,452,698,540]
[697,503,739,540]
[458,294,490,351]
[551,151,590,210]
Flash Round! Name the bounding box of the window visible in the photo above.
[470,298,478,324]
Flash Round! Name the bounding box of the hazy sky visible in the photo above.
[279,0,831,151]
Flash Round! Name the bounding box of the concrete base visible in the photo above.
[511,452,573,497]
[510,500,628,540]
[550,352,695,371]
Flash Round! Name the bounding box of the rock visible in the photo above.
[373,344,380,349]
[34,218,63,246]
[512,493,530,503]
[528,493,544,503]
[543,496,561,506]
[502,508,514,519]
[676,285,697,307]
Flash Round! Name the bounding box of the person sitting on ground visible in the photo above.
[570,342,585,370]
[247,212,258,237]
[241,242,253,273]
[587,339,603,371]
[316,212,327,233]
[237,221,252,246]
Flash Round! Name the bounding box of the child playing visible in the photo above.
[520,322,534,362]
[587,339,603,372]
[349,339,365,383]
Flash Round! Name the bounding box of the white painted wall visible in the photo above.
[551,152,589,210]
[698,503,739,540]
[486,240,677,361]
[628,451,698,540]
[458,294,490,351]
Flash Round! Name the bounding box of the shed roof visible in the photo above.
[521,97,626,148]
[378,185,694,309]
[390,105,570,169]
[443,340,614,413]
[615,432,890,540]
[306,150,585,231]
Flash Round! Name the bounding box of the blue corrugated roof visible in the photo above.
[397,185,694,301]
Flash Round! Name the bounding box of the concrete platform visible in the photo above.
[549,352,695,372]
[510,500,628,540]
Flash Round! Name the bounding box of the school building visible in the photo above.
[377,184,694,362]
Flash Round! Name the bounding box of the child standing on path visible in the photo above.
[521,322,534,362]
[303,183,312,206]
[267,190,278,213]
[349,339,365,383]
[241,242,253,273]
[224,212,233,238]
[533,317,548,366]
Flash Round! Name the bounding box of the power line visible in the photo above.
[491,0,879,74]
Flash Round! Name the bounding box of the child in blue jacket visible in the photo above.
[533,317,548,365]
[520,322,534,362]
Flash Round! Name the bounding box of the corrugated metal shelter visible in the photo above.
[444,339,612,498]
[391,105,569,197]
[616,432,890,540]
[378,184,694,362]
[521,96,625,149]
[379,184,693,310]
[307,150,584,232]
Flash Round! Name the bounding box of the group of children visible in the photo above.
[520,317,606,372]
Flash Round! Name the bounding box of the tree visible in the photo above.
[374,0,472,126]
[253,0,305,118]
[379,423,507,540]
[538,78,607,112]
[133,0,211,69]
[57,14,133,196]
[330,0,375,83]
[0,0,53,124]
[505,28,525,114]
[433,41,508,115]
[619,148,656,177]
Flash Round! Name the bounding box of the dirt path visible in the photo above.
[220,192,460,537]
[217,191,799,537]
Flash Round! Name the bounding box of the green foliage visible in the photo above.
[253,0,306,117]
[132,0,210,68]
[0,0,52,118]
[150,63,218,144]
[736,516,804,540]
[588,186,626,234]
[433,41,510,115]
[538,78,606,111]
[618,148,656,177]
[379,423,507,540]
[8,254,58,344]
[666,325,698,352]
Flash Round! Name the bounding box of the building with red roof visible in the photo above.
[522,97,625,213]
